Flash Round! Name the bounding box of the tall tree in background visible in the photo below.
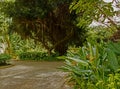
[1,0,87,55]
[2,0,119,55]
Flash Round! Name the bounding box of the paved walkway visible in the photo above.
[0,61,71,89]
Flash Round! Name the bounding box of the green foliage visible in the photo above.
[70,0,118,28]
[19,52,47,61]
[0,53,11,65]
[87,26,116,43]
[107,72,120,89]
[19,52,62,61]
[0,9,12,54]
[0,0,87,55]
[61,41,120,89]
[10,33,47,58]
[108,41,120,55]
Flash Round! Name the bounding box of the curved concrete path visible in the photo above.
[0,61,71,89]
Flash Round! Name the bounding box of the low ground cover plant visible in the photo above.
[19,52,47,61]
[62,41,120,89]
[0,53,11,65]
[19,52,63,61]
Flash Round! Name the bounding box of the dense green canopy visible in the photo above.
[0,0,87,55]
[1,0,119,55]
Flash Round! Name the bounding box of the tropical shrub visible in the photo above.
[106,72,120,89]
[19,52,62,61]
[19,52,47,61]
[87,26,116,44]
[0,53,11,65]
[61,41,120,89]
[9,33,47,58]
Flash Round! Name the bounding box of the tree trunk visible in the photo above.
[54,43,67,56]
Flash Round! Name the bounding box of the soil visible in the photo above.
[0,60,71,89]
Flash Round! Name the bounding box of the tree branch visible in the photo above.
[96,5,119,30]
